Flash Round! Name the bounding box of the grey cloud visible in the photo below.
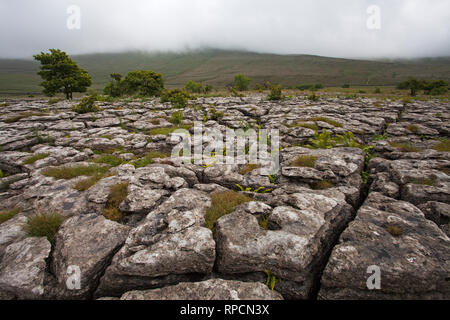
[0,0,449,58]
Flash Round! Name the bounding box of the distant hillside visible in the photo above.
[0,49,449,94]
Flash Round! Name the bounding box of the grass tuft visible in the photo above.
[132,151,169,168]
[433,138,450,152]
[311,180,334,190]
[389,142,420,153]
[386,225,403,237]
[103,183,129,222]
[0,208,21,224]
[290,155,318,168]
[24,213,65,243]
[238,164,259,175]
[148,124,193,136]
[23,153,49,165]
[42,165,110,180]
[308,117,343,128]
[205,191,252,230]
[92,154,124,167]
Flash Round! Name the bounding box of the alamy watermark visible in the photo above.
[169,122,280,175]
[366,265,381,290]
[67,5,81,30]
[366,5,381,30]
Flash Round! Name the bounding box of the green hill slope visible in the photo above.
[0,49,449,94]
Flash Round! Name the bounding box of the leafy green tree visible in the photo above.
[233,74,252,91]
[422,80,448,95]
[123,70,164,96]
[397,77,423,96]
[103,73,125,97]
[34,49,92,100]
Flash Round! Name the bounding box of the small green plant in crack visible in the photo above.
[268,175,277,185]
[235,184,272,194]
[258,215,270,230]
[361,171,370,184]
[92,154,124,167]
[265,270,282,290]
[306,131,336,149]
[310,180,334,190]
[406,124,419,134]
[103,182,129,222]
[373,133,389,141]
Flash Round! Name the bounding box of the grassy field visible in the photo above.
[0,49,449,95]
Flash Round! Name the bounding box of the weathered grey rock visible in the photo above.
[120,279,283,300]
[119,185,169,214]
[0,214,27,261]
[95,189,215,298]
[215,188,354,299]
[51,214,130,299]
[319,192,450,300]
[0,237,51,299]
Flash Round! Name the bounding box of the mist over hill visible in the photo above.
[1,49,449,95]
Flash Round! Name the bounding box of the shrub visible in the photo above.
[123,70,164,97]
[0,208,21,224]
[0,169,3,178]
[71,94,101,114]
[307,130,336,149]
[209,108,224,121]
[314,83,324,89]
[267,84,284,101]
[42,164,110,180]
[24,213,65,243]
[342,84,350,88]
[23,153,49,165]
[296,84,314,90]
[290,155,318,168]
[233,74,251,91]
[170,110,184,125]
[375,88,381,94]
[205,191,252,230]
[307,93,319,101]
[160,89,191,108]
[185,80,204,94]
[103,183,128,222]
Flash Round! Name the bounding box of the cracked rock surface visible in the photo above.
[0,96,449,300]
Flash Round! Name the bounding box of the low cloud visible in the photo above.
[0,0,449,59]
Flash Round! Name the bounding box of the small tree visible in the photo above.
[267,84,284,101]
[397,77,422,96]
[123,70,164,96]
[233,74,251,91]
[34,49,92,100]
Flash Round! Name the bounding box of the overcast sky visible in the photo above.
[0,0,449,59]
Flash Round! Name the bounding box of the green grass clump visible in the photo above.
[0,169,4,178]
[23,153,49,165]
[205,191,252,230]
[289,122,319,131]
[170,110,184,125]
[0,208,21,224]
[433,138,450,152]
[42,164,109,180]
[308,117,343,128]
[92,154,124,167]
[258,215,270,230]
[103,183,129,222]
[24,213,65,243]
[132,151,169,168]
[389,142,420,153]
[73,171,114,191]
[238,164,259,175]
[290,155,318,168]
[148,124,193,136]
